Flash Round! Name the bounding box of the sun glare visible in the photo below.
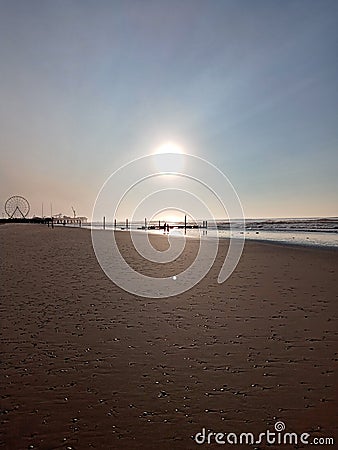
[154,142,183,155]
[152,210,186,224]
[152,142,185,173]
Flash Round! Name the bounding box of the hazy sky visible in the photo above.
[1,0,337,219]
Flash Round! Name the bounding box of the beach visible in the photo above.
[0,224,337,449]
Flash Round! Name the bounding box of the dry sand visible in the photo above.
[0,224,337,449]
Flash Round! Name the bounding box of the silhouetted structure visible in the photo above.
[5,195,30,218]
[0,217,47,224]
[52,214,87,225]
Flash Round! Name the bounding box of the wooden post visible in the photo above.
[103,216,106,230]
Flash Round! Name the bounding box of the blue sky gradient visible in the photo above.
[1,0,337,218]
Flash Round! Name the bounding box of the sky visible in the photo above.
[0,0,337,220]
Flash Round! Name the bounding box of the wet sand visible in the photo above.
[0,224,337,449]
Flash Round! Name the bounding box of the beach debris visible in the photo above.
[158,390,169,398]
[141,411,154,417]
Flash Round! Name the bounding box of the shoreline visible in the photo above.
[91,224,338,251]
[3,221,338,251]
[7,219,336,249]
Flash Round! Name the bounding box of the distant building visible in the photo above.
[53,214,87,224]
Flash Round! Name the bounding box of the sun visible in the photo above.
[152,142,185,173]
[154,142,184,155]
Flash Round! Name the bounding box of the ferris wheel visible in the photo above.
[5,195,30,219]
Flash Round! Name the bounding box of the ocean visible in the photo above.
[86,217,338,248]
